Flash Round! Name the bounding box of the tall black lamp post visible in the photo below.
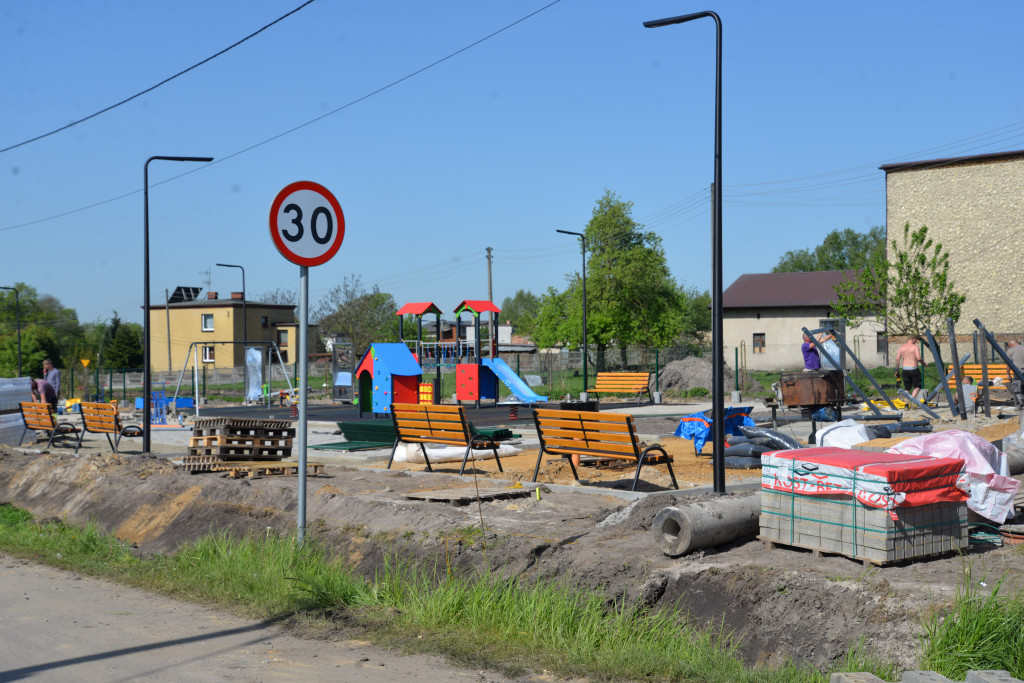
[644,10,725,493]
[0,286,21,377]
[144,155,214,453]
[215,263,247,346]
[556,229,588,396]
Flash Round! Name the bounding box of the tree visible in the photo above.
[498,290,539,336]
[533,191,684,369]
[676,286,712,352]
[102,313,144,368]
[0,324,62,378]
[772,226,885,273]
[314,276,399,356]
[0,284,82,370]
[254,287,298,306]
[831,223,966,337]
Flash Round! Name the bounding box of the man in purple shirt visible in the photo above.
[801,334,821,371]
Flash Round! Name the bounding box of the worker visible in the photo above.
[801,333,821,371]
[895,335,924,400]
[1006,339,1024,373]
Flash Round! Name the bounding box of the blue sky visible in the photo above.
[3,1,1023,326]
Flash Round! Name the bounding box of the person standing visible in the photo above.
[895,335,923,399]
[42,359,61,397]
[801,333,821,371]
[1006,339,1024,373]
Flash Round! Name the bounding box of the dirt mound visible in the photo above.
[658,356,735,394]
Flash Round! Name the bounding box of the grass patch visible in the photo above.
[0,503,901,682]
[919,568,1024,679]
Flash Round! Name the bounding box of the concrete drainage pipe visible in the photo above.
[653,495,761,557]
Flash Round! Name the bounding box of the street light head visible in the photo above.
[556,229,583,237]
[644,11,713,29]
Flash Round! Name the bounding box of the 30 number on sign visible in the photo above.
[269,181,345,267]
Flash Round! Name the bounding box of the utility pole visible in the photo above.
[486,247,495,357]
[165,289,172,372]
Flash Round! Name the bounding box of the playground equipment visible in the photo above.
[397,302,443,401]
[355,343,422,416]
[171,340,293,417]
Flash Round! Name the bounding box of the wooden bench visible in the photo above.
[18,401,79,451]
[586,372,653,404]
[75,402,145,455]
[387,403,502,476]
[945,364,1012,394]
[531,409,677,491]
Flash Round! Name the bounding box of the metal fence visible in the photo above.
[55,331,1020,404]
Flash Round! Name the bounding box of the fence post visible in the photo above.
[734,347,739,391]
[655,348,660,392]
[69,366,74,400]
[202,365,206,399]
[122,368,127,402]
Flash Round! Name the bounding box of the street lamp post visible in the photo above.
[644,10,725,493]
[215,263,247,346]
[0,286,21,377]
[556,229,588,396]
[144,155,214,453]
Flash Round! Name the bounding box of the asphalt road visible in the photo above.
[0,555,552,683]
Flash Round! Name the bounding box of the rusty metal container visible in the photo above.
[779,371,840,408]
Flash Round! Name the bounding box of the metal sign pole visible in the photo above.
[297,265,308,544]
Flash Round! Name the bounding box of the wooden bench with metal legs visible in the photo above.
[532,408,677,491]
[387,403,502,476]
[75,402,145,455]
[586,372,653,404]
[18,401,79,451]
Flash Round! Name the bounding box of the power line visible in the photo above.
[0,0,319,154]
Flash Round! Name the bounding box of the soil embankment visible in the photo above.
[2,407,1023,672]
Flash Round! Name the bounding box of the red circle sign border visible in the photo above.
[269,180,345,267]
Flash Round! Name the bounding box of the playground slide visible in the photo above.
[481,358,548,403]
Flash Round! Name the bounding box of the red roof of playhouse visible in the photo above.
[454,300,500,316]
[396,302,442,316]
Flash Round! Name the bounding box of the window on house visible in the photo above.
[877,332,888,354]
[202,346,215,363]
[261,316,268,328]
[753,333,766,354]
[201,313,214,332]
[277,330,288,347]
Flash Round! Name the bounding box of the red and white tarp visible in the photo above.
[762,447,969,510]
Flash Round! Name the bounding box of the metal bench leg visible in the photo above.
[386,439,400,469]
[106,433,116,454]
[420,444,432,472]
[567,457,580,483]
[45,429,59,452]
[18,426,28,447]
[74,429,87,455]
[459,445,472,476]
[631,459,645,492]
[665,461,678,490]
[531,448,546,482]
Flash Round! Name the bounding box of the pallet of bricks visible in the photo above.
[183,417,318,478]
[759,446,969,565]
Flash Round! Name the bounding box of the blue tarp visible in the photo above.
[674,406,755,454]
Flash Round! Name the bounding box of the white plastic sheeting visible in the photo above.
[244,347,263,402]
[392,443,522,463]
[887,430,1020,524]
[814,419,872,449]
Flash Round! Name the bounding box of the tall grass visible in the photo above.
[920,570,1024,678]
[0,503,901,682]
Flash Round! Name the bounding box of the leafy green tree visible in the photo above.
[534,191,684,370]
[831,223,966,337]
[0,284,82,373]
[676,286,712,352]
[498,290,540,336]
[102,313,144,368]
[0,324,63,378]
[773,226,885,273]
[314,276,399,356]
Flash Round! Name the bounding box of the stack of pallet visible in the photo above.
[183,417,320,478]
[759,447,969,565]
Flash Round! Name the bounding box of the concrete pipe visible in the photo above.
[653,495,761,557]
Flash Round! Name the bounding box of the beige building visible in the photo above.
[148,291,295,371]
[881,150,1024,335]
[723,271,885,371]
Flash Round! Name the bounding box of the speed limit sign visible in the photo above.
[269,181,345,267]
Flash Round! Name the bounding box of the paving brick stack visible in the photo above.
[760,489,968,565]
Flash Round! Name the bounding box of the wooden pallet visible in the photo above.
[187,444,292,458]
[402,486,536,506]
[758,535,959,567]
[189,434,294,449]
[181,454,225,473]
[211,460,325,479]
[191,417,296,440]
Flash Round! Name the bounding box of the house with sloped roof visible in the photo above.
[723,270,885,371]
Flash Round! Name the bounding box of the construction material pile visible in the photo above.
[182,417,307,478]
[760,447,969,564]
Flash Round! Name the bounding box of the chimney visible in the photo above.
[207,292,218,300]
[230,292,243,300]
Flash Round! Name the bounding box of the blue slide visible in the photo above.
[482,358,548,403]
